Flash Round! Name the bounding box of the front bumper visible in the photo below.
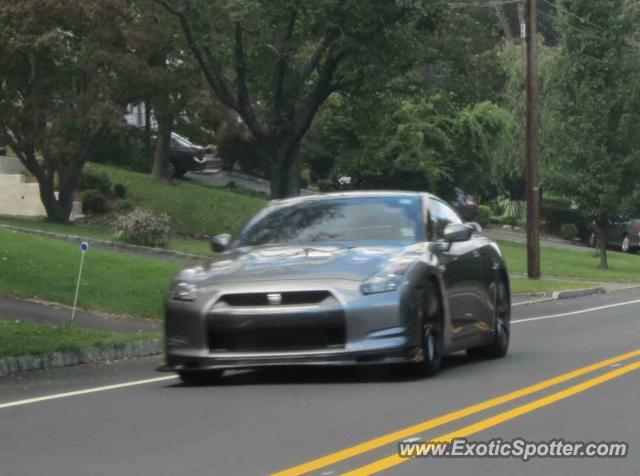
[158,344,421,372]
[161,279,419,372]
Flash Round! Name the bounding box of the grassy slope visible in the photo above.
[88,164,266,237]
[0,321,159,358]
[509,278,598,294]
[0,228,180,318]
[0,216,212,256]
[499,240,640,282]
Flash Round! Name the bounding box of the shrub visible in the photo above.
[78,172,112,194]
[317,178,334,192]
[81,189,107,213]
[116,199,135,212]
[541,199,589,241]
[114,208,172,248]
[113,183,127,199]
[477,205,491,227]
[560,223,578,241]
[299,176,310,189]
[503,216,518,227]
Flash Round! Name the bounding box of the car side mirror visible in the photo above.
[443,223,474,243]
[466,221,482,233]
[210,234,231,253]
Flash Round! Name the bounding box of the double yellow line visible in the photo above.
[273,348,640,476]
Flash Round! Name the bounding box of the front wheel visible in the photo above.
[413,282,443,377]
[467,278,510,359]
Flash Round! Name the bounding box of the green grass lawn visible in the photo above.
[0,228,181,318]
[0,321,159,358]
[0,216,212,256]
[498,240,640,283]
[509,278,598,294]
[88,163,266,237]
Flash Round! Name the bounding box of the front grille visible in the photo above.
[219,291,331,307]
[208,325,345,352]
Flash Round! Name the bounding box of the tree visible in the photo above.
[123,1,206,182]
[0,0,127,222]
[542,0,640,269]
[304,93,515,198]
[154,0,444,198]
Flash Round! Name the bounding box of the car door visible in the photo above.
[427,198,485,340]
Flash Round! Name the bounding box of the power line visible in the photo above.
[540,0,606,35]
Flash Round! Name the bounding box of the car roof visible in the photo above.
[268,190,437,208]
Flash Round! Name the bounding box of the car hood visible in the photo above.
[180,244,415,285]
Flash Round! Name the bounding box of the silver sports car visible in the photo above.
[160,191,510,384]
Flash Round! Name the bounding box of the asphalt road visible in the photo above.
[2,290,640,476]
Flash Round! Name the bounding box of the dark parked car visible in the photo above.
[160,191,510,384]
[589,218,640,253]
[448,188,478,222]
[150,132,208,178]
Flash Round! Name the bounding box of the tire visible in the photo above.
[621,235,631,253]
[178,369,223,386]
[467,277,510,359]
[413,280,444,377]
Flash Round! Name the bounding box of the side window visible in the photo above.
[428,198,462,240]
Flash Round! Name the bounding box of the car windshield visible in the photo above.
[236,195,423,247]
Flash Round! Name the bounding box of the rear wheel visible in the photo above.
[178,369,223,386]
[467,278,510,359]
[413,281,443,377]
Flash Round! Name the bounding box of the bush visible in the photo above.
[541,199,589,241]
[116,199,135,212]
[299,176,310,189]
[560,223,579,241]
[81,189,107,213]
[78,172,112,194]
[113,183,127,199]
[317,178,334,192]
[503,216,518,227]
[477,205,490,227]
[114,208,172,248]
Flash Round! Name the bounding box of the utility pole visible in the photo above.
[525,0,540,279]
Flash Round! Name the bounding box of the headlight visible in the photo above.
[171,282,199,301]
[360,257,414,295]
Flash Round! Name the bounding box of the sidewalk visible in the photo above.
[0,297,159,333]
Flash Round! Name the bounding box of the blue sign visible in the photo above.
[81,242,89,252]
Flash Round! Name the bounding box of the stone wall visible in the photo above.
[0,174,47,217]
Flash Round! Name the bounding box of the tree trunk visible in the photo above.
[144,99,152,161]
[262,139,301,199]
[597,221,608,270]
[151,111,173,182]
[38,173,74,223]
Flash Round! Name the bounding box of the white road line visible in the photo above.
[0,375,178,410]
[512,299,640,324]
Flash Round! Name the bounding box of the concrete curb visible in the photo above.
[0,224,208,261]
[513,286,609,307]
[551,286,607,300]
[0,339,162,377]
